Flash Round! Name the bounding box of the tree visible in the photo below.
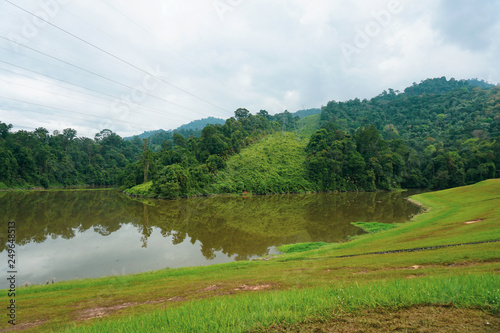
[141,138,153,183]
[34,127,49,142]
[0,122,12,139]
[234,108,250,121]
[154,164,190,199]
[257,109,269,119]
[63,128,77,141]
[354,125,380,159]
[173,133,187,148]
[201,125,227,156]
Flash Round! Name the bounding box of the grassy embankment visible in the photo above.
[1,179,498,332]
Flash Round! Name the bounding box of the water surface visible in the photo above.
[0,190,422,287]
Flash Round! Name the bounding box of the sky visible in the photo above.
[1,0,499,138]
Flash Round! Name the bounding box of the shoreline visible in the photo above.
[0,185,117,192]
[0,180,497,332]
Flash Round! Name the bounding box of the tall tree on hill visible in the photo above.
[141,138,153,183]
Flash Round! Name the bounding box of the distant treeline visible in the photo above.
[1,77,498,195]
[0,126,141,188]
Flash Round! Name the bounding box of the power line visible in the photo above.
[0,36,210,117]
[8,123,38,132]
[4,0,231,114]
[0,77,184,124]
[0,60,191,122]
[100,0,242,99]
[0,60,189,120]
[0,95,156,128]
[3,105,112,129]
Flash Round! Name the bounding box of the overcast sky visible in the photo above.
[1,0,499,138]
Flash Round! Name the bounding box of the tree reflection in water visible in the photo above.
[0,190,422,261]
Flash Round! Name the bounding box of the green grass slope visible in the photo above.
[209,132,315,194]
[3,180,498,332]
[305,178,500,257]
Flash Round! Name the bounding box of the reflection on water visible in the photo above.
[0,190,422,286]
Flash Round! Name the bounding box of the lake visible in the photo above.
[0,190,423,287]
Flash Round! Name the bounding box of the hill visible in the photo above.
[208,132,315,194]
[124,117,225,141]
[291,108,321,119]
[312,77,499,190]
[124,77,499,197]
[2,77,498,192]
[402,77,494,96]
[124,129,165,140]
[321,77,500,143]
[176,116,225,131]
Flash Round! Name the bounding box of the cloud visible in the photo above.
[432,0,500,51]
[0,0,498,138]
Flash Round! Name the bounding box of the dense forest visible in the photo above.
[0,126,141,188]
[1,77,498,197]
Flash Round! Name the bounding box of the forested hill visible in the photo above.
[176,117,226,131]
[123,117,226,141]
[307,77,499,191]
[321,77,500,144]
[0,77,498,194]
[122,78,499,198]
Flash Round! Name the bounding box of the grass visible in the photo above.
[64,274,499,333]
[1,179,499,332]
[278,242,328,253]
[253,306,500,332]
[351,222,398,233]
[123,181,153,197]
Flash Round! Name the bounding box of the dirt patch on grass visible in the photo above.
[252,306,500,332]
[76,299,169,321]
[75,283,275,321]
[0,321,46,332]
[234,284,273,291]
[464,219,484,224]
[334,260,497,277]
[199,284,223,292]
[77,302,141,321]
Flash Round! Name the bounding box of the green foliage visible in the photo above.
[296,114,321,140]
[142,109,301,198]
[153,164,191,199]
[351,222,397,233]
[124,181,153,197]
[278,242,328,253]
[305,126,399,191]
[136,79,500,197]
[0,124,141,189]
[314,78,500,190]
[210,132,315,195]
[2,78,498,195]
